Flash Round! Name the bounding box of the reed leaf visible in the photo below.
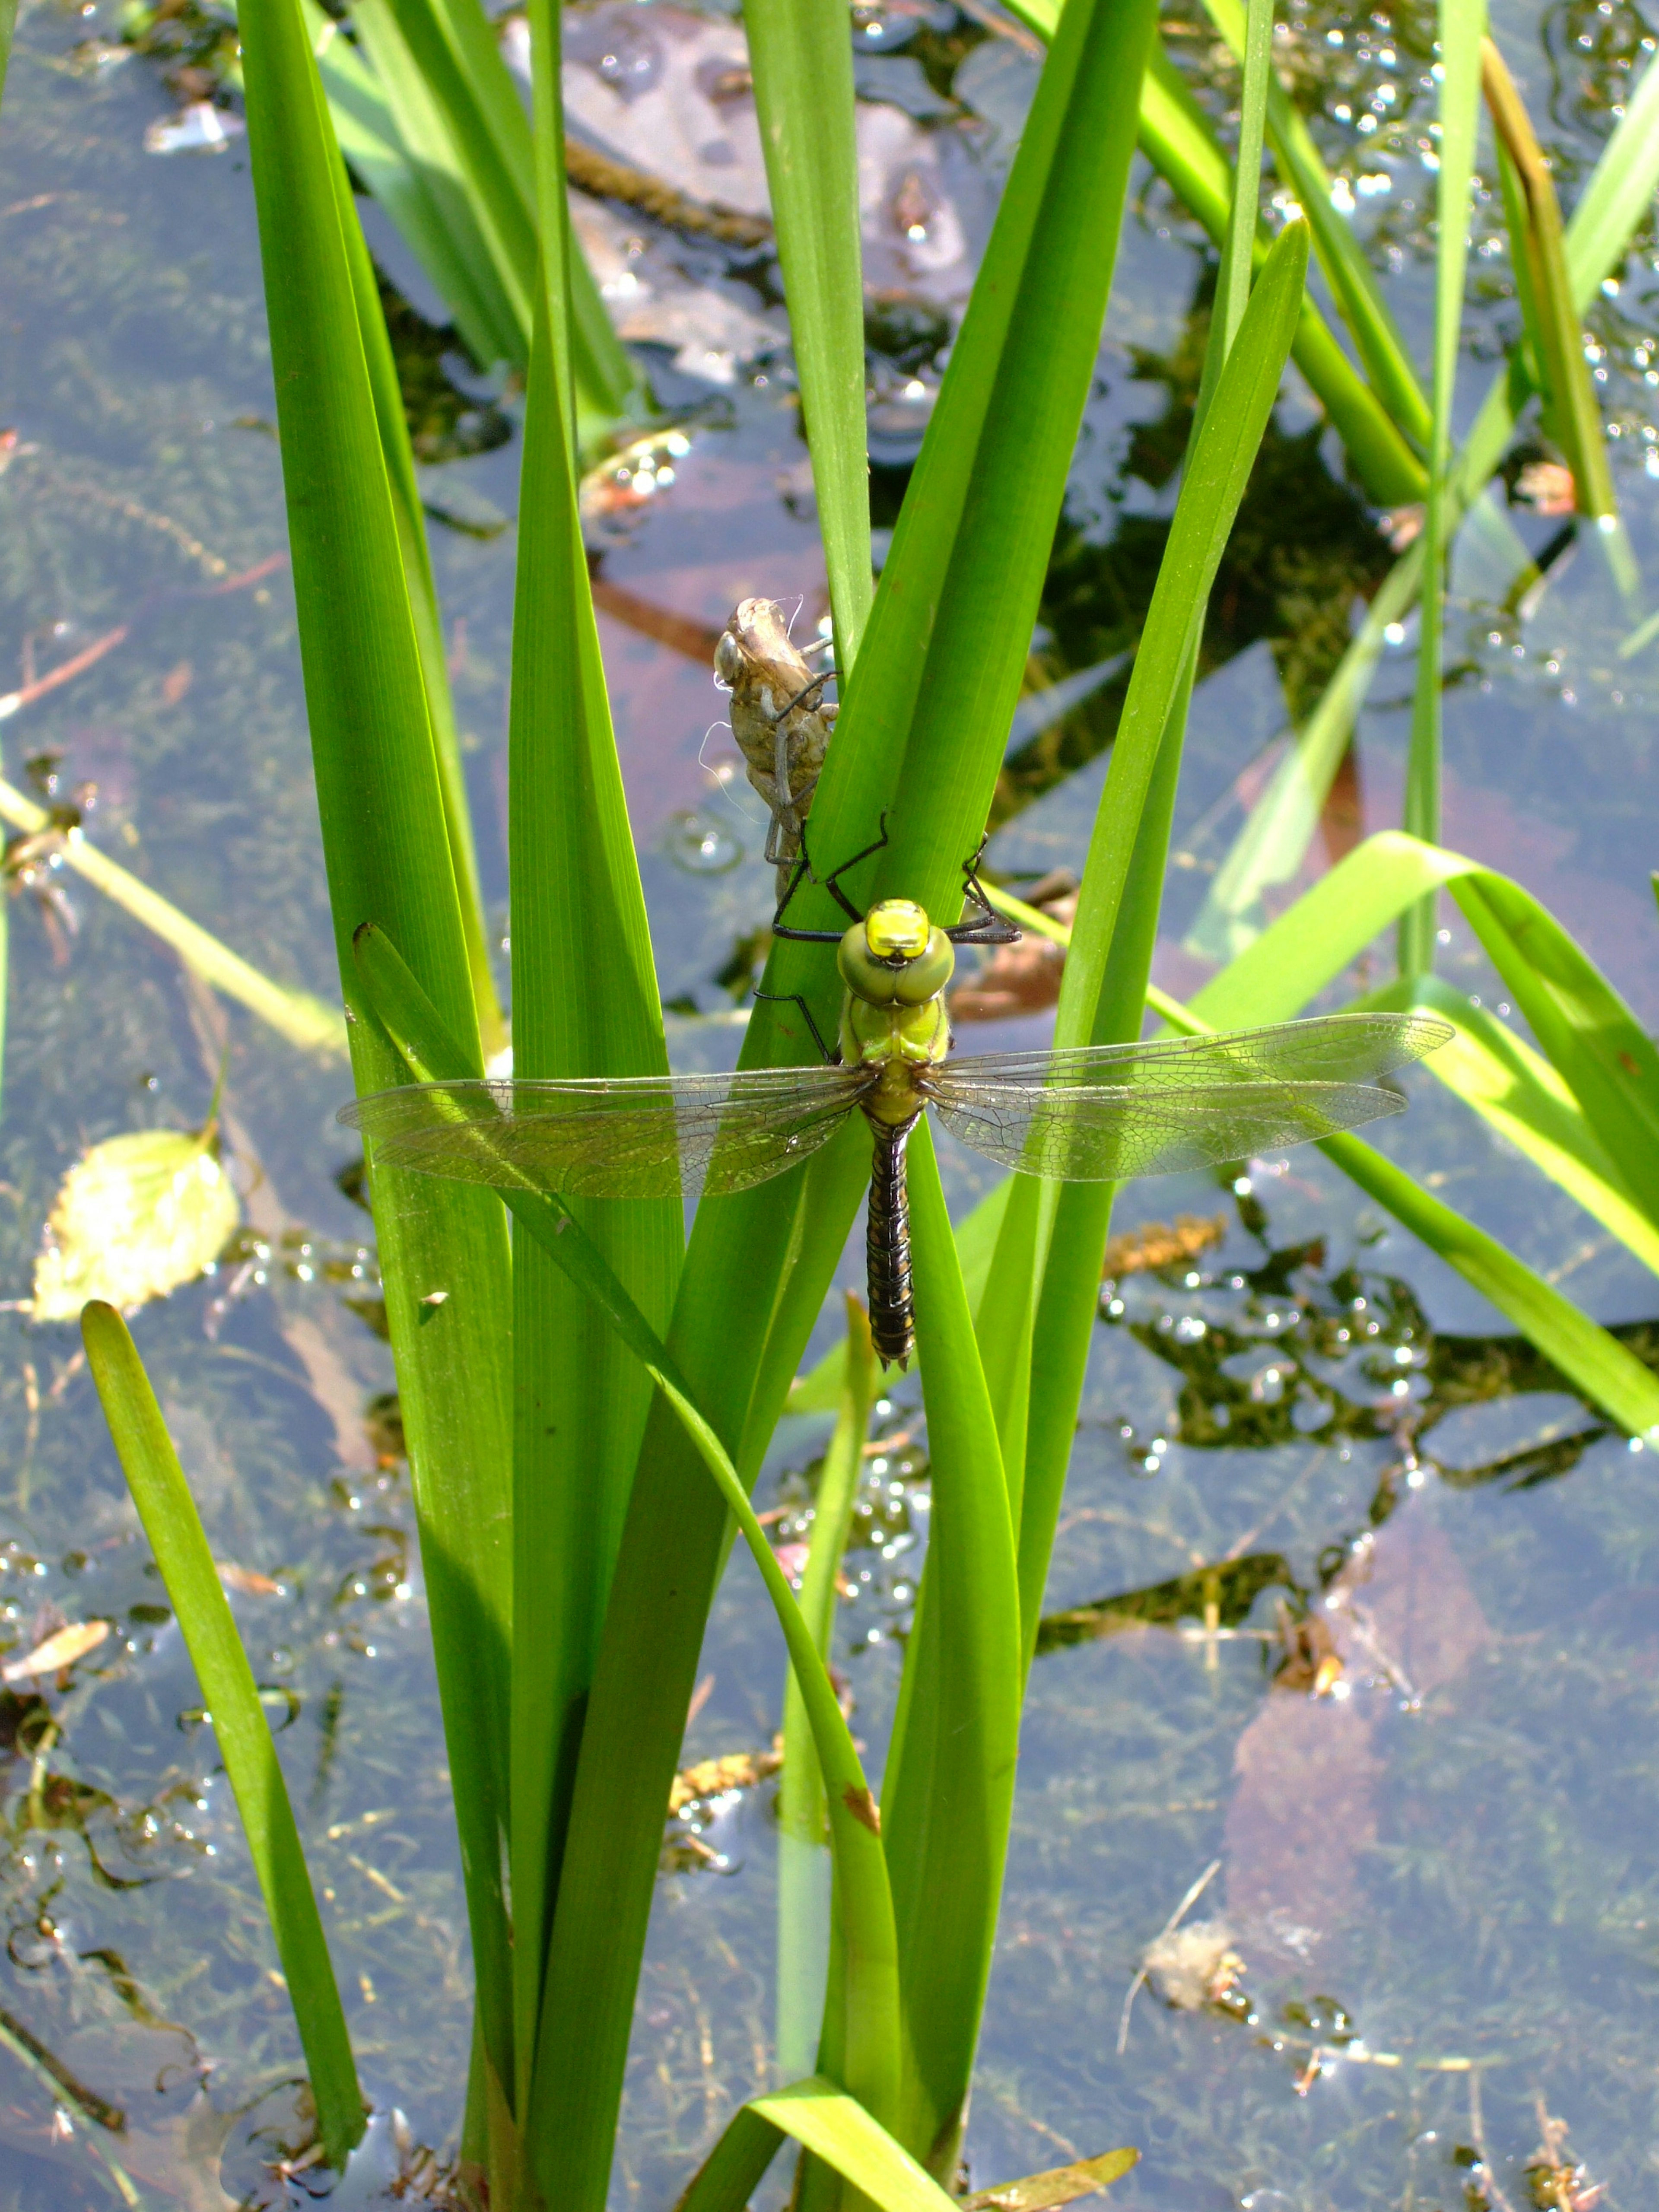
[743,0,872,658]
[238,0,518,2105]
[0,777,344,1054]
[530,0,1158,2187]
[82,1303,364,2165]
[677,2079,966,2212]
[1201,0,1429,447]
[778,1297,877,2080]
[1481,36,1633,593]
[1399,0,1484,977]
[1015,18,1427,504]
[508,83,684,2135]
[321,0,523,368]
[1359,973,1659,1277]
[988,863,1659,1437]
[878,1125,1022,2171]
[328,124,507,1057]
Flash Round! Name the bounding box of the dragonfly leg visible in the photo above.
[765,668,837,721]
[944,831,1022,946]
[771,812,890,939]
[751,986,836,1065]
[773,715,801,849]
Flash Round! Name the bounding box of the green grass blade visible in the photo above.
[779,1298,877,2079]
[678,2076,985,2212]
[328,122,507,1058]
[81,1303,364,2165]
[753,2079,961,2212]
[1399,0,1484,978]
[1320,1131,1659,1433]
[529,0,1160,2185]
[1180,542,1423,964]
[1182,829,1659,1231]
[1003,879,1659,1440]
[880,1125,1021,2170]
[1131,40,1423,504]
[1053,222,1306,1052]
[1202,0,1430,447]
[0,775,344,1054]
[744,0,872,661]
[379,0,535,332]
[522,0,639,424]
[1003,54,1281,1628]
[507,237,682,2124]
[1561,41,1659,312]
[238,0,518,2105]
[673,2108,790,2212]
[1482,36,1635,596]
[1361,972,1659,1275]
[963,2150,1138,2211]
[330,0,524,366]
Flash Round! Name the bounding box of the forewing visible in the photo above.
[341,1067,871,1199]
[940,1011,1452,1092]
[930,1077,1407,1182]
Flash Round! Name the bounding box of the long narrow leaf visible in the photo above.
[238,0,518,2103]
[988,875,1659,1437]
[1360,972,1659,1276]
[82,1303,364,2164]
[1202,0,1430,447]
[1111,29,1427,502]
[779,1299,876,2079]
[328,122,508,1058]
[880,1126,1022,2169]
[508,172,683,2142]
[531,0,1159,2186]
[1399,0,1484,976]
[744,0,872,660]
[1481,35,1634,595]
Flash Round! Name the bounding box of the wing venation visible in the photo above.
[340,1067,872,1199]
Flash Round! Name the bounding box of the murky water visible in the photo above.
[2,0,1659,2204]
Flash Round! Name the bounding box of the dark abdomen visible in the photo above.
[865,1113,918,1369]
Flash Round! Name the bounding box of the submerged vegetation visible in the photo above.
[2,0,1659,2202]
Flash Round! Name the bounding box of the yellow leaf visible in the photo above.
[32,1128,240,1322]
[3,1618,111,1682]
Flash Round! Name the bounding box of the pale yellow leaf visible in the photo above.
[33,1128,240,1322]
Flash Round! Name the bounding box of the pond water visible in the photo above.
[1,0,1659,2205]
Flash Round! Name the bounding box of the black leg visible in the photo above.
[772,812,891,939]
[766,669,838,723]
[753,987,836,1065]
[946,832,1021,945]
[820,812,890,921]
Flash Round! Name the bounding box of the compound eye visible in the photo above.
[892,928,955,1005]
[838,925,898,1003]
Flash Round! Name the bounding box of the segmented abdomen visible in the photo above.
[866,1114,918,1370]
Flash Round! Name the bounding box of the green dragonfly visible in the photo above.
[342,836,1449,1367]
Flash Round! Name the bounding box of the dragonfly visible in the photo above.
[712,598,837,899]
[341,830,1449,1369]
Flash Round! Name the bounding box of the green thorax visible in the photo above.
[836,900,955,1128]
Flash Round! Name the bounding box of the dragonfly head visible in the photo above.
[839,901,956,1007]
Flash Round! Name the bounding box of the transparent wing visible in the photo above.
[925,1013,1452,1182]
[930,1077,1408,1181]
[340,1066,873,1200]
[934,1012,1451,1092]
